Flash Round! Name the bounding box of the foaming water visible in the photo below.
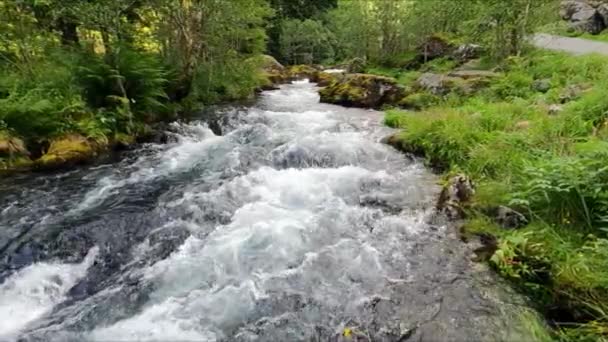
[0,80,526,342]
[0,247,98,339]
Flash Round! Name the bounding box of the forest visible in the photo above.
[1,0,608,341]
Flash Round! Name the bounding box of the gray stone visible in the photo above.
[494,206,528,229]
[597,3,608,27]
[447,70,499,80]
[561,0,606,34]
[416,73,452,95]
[437,174,475,219]
[452,44,483,62]
[533,78,552,93]
[548,104,563,115]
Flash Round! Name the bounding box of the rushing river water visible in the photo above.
[0,81,526,341]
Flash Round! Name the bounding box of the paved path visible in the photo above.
[532,33,608,56]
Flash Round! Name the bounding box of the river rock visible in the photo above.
[494,206,528,229]
[319,73,406,108]
[437,174,475,219]
[35,134,98,170]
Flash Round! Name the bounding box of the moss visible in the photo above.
[0,130,32,170]
[286,64,319,79]
[113,132,136,149]
[320,73,404,108]
[35,134,98,170]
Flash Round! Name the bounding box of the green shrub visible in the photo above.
[191,55,265,104]
[76,46,169,118]
[511,152,608,233]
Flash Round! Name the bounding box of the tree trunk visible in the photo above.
[58,18,79,46]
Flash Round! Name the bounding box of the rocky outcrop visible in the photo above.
[259,55,287,88]
[437,174,475,220]
[35,134,98,170]
[561,0,608,34]
[413,70,497,98]
[319,73,406,108]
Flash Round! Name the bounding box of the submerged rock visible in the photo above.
[437,174,475,220]
[319,73,406,108]
[35,134,98,170]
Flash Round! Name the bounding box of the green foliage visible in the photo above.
[279,19,336,64]
[384,110,408,128]
[489,71,534,99]
[511,152,608,232]
[382,48,608,340]
[191,56,265,103]
[398,92,441,110]
[76,47,169,116]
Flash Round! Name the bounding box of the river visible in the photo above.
[0,80,526,341]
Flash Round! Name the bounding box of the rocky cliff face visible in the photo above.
[561,0,608,34]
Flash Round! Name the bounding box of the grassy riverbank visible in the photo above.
[380,50,608,341]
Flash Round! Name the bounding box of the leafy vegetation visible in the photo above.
[0,0,274,169]
[384,50,608,341]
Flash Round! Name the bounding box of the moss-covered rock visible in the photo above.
[287,64,320,80]
[0,131,32,170]
[35,134,98,170]
[113,132,136,150]
[319,73,406,108]
[315,71,340,87]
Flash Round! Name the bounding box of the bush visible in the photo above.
[0,50,86,140]
[76,46,169,118]
[511,151,608,233]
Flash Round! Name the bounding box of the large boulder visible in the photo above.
[452,44,483,63]
[319,73,406,108]
[416,73,452,95]
[560,0,605,34]
[417,35,455,62]
[286,64,321,80]
[35,134,98,170]
[415,70,496,97]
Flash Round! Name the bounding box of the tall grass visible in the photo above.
[383,50,608,340]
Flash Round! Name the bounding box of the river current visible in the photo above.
[0,80,526,341]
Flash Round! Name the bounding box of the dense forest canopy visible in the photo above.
[0,0,556,152]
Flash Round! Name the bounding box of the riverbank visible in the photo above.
[352,48,608,341]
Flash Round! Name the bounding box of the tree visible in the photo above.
[267,0,337,61]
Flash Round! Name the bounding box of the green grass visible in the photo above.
[381,49,608,341]
[541,21,608,42]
